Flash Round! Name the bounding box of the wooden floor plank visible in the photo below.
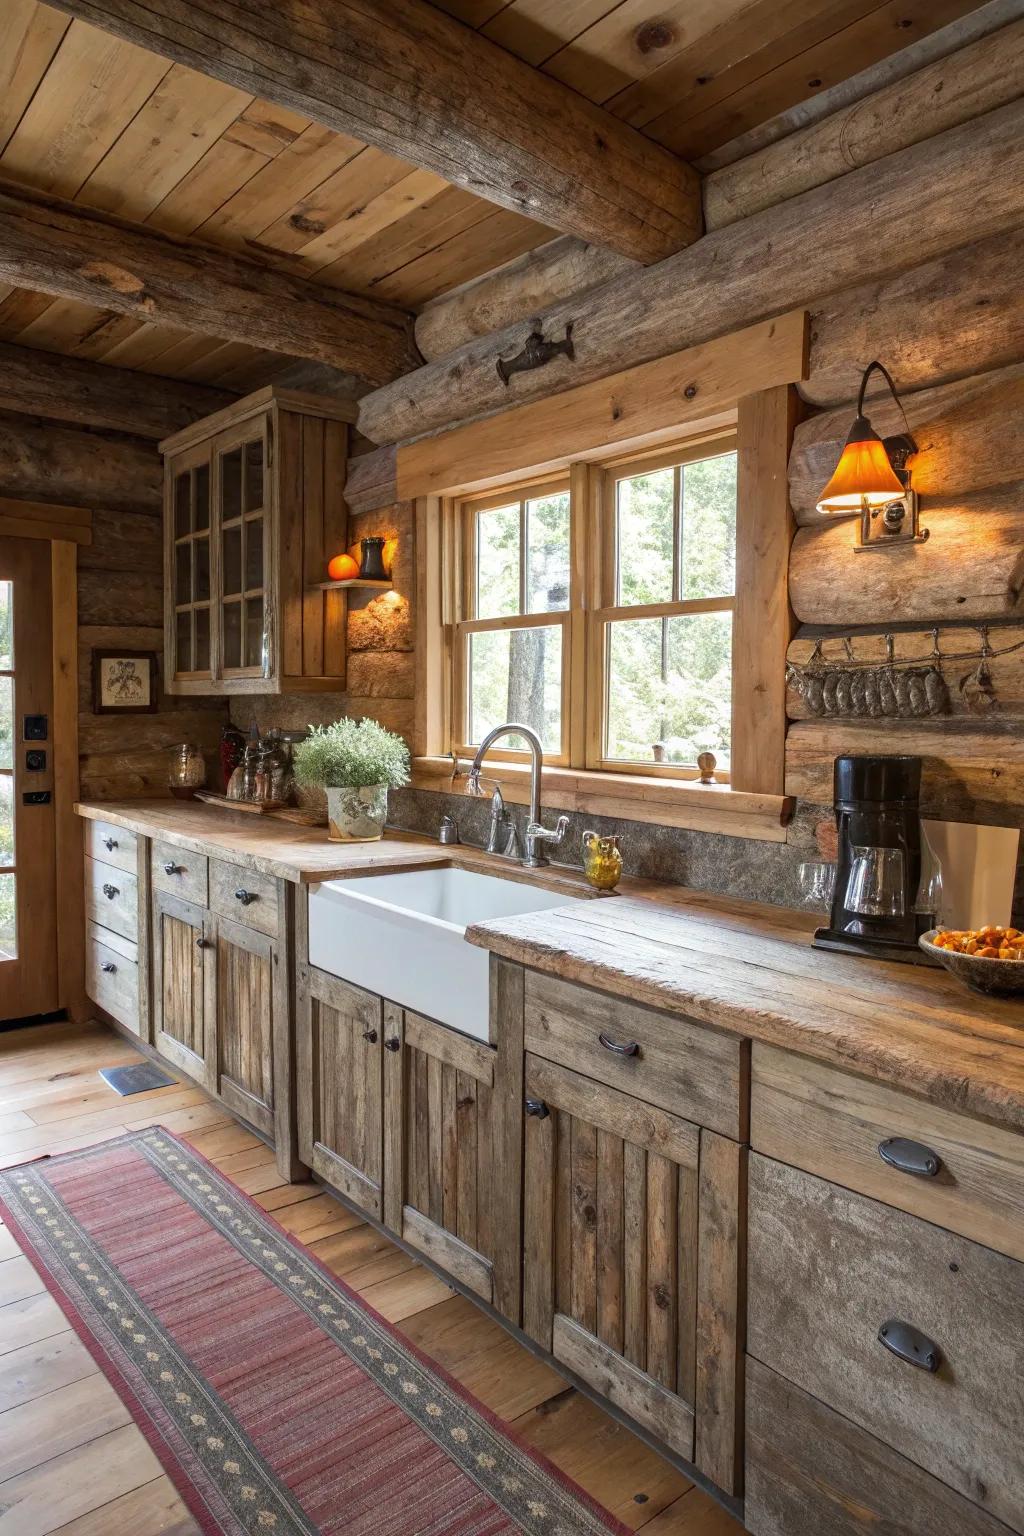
[0,1331,97,1414]
[0,1374,131,1481]
[0,1423,162,1536]
[0,1254,45,1307]
[0,1293,69,1356]
[639,1488,745,1533]
[47,1477,201,1536]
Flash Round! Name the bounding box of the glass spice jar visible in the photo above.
[168,743,206,799]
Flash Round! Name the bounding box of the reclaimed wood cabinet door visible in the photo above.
[381,1008,498,1309]
[152,890,213,1091]
[213,915,276,1141]
[297,968,384,1219]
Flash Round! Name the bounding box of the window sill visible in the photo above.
[409,758,794,843]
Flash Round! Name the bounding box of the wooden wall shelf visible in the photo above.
[313,578,392,592]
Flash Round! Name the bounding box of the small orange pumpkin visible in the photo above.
[327,552,360,582]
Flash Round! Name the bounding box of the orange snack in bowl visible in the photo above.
[327,553,359,582]
[933,927,1024,961]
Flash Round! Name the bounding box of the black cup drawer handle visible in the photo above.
[100,961,117,974]
[235,889,257,906]
[525,1098,550,1118]
[598,1032,641,1058]
[878,1319,941,1372]
[363,1029,378,1044]
[384,1037,401,1052]
[102,883,118,900]
[878,1138,942,1178]
[103,837,117,851]
[164,861,182,876]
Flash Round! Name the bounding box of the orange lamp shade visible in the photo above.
[327,552,359,581]
[815,415,906,515]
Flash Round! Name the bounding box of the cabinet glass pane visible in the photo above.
[176,610,192,673]
[0,872,15,959]
[194,463,210,532]
[222,449,242,521]
[195,536,210,602]
[0,678,11,771]
[194,607,210,674]
[223,600,242,670]
[0,773,13,864]
[174,472,191,538]
[175,543,191,605]
[245,517,263,592]
[244,440,264,512]
[222,525,242,598]
[244,598,264,670]
[0,581,12,669]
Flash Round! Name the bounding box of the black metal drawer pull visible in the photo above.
[878,1319,941,1372]
[164,860,182,876]
[102,883,118,900]
[384,1037,400,1052]
[363,1029,378,1044]
[235,888,257,906]
[195,936,210,950]
[100,961,117,974]
[104,837,118,851]
[878,1138,942,1178]
[525,1098,550,1118]
[599,1032,640,1058]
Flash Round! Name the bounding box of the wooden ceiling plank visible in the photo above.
[170,338,259,384]
[42,0,702,262]
[249,146,420,259]
[67,310,148,362]
[9,295,116,354]
[0,180,418,382]
[225,99,311,155]
[0,338,234,436]
[481,0,620,68]
[195,123,365,249]
[313,188,495,296]
[368,208,550,307]
[645,0,982,158]
[0,0,72,156]
[0,289,58,339]
[78,62,253,219]
[0,19,171,198]
[145,136,271,238]
[92,320,193,371]
[285,169,451,276]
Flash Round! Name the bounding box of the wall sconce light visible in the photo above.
[816,360,927,552]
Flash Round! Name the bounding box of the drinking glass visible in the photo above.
[845,846,905,918]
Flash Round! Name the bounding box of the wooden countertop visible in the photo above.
[467,889,1024,1135]
[77,800,1024,1132]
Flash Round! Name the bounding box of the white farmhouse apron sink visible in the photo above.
[307,866,582,1042]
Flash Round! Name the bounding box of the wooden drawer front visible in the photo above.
[86,923,139,1034]
[524,971,744,1139]
[85,855,138,942]
[748,1155,1024,1532]
[210,859,279,938]
[85,819,138,875]
[746,1359,1011,1536]
[522,1053,700,1463]
[152,840,208,907]
[215,918,275,1139]
[392,1012,496,1306]
[300,969,383,1219]
[752,1044,1024,1262]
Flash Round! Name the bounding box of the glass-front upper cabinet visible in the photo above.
[161,388,355,696]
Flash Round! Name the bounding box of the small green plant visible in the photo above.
[293,718,410,790]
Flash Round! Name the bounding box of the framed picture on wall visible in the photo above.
[92,650,158,714]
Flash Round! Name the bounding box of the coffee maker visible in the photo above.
[814,754,932,964]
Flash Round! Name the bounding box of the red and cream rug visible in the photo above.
[0,1128,628,1536]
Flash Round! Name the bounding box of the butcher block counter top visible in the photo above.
[468,888,1024,1135]
[77,800,1024,1132]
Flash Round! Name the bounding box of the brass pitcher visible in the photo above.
[582,830,623,892]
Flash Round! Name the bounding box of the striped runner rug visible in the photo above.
[0,1127,629,1536]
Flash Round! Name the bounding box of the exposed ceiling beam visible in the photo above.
[0,183,418,386]
[43,0,701,264]
[0,340,238,439]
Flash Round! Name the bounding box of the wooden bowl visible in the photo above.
[919,930,1024,999]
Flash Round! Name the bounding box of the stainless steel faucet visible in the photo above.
[469,723,569,869]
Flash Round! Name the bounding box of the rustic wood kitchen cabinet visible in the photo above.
[160,386,356,696]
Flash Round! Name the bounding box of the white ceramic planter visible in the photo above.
[326,783,389,843]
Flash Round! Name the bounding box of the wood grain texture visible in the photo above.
[302,969,384,1218]
[694,1131,745,1497]
[45,0,700,262]
[0,180,416,383]
[358,100,1024,444]
[747,1154,1024,1531]
[214,914,275,1137]
[745,1358,1015,1536]
[0,412,161,514]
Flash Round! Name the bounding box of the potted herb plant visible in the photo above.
[293,718,410,843]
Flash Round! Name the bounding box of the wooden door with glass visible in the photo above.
[0,539,58,1020]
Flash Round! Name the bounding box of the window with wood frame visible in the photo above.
[451,433,738,781]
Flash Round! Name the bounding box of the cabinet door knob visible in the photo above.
[235,888,256,906]
[104,837,117,851]
[164,860,182,876]
[878,1138,942,1178]
[525,1098,550,1118]
[878,1319,941,1373]
[195,936,210,950]
[384,1037,400,1052]
[102,883,118,900]
[598,1032,640,1058]
[363,1028,379,1044]
[100,961,117,974]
